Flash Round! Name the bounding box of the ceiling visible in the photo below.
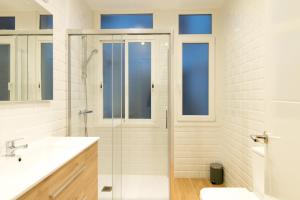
[86,0,225,10]
[0,0,46,11]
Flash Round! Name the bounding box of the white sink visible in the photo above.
[0,136,99,200]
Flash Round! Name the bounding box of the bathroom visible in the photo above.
[0,0,299,199]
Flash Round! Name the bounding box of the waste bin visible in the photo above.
[210,163,224,185]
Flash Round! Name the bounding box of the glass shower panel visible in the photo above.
[110,37,124,200]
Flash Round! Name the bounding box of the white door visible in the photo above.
[265,0,300,200]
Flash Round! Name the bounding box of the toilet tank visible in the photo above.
[252,146,265,198]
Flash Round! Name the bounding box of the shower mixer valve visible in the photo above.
[79,110,93,115]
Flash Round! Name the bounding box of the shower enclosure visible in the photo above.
[68,33,170,200]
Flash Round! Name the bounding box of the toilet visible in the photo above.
[200,146,274,200]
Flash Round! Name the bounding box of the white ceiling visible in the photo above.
[86,0,225,10]
[0,0,46,11]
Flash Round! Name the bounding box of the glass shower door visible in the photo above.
[68,34,170,200]
[94,35,124,200]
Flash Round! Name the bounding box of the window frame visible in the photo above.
[95,35,159,127]
[176,35,215,122]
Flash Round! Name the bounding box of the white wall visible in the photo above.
[217,0,266,189]
[0,0,93,153]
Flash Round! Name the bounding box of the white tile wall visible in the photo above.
[174,126,221,178]
[0,0,93,153]
[217,0,266,189]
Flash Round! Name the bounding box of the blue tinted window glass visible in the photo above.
[101,14,153,29]
[179,14,212,34]
[0,45,10,100]
[41,43,53,100]
[182,43,209,115]
[0,17,15,30]
[129,42,151,119]
[103,43,125,118]
[40,15,53,29]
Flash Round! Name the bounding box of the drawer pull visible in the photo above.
[49,164,86,199]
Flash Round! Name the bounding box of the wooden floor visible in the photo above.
[172,179,224,200]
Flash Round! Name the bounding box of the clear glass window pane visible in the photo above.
[40,15,53,29]
[129,42,151,119]
[101,14,153,29]
[179,14,212,34]
[182,43,209,115]
[103,43,125,118]
[41,43,53,100]
[0,17,15,30]
[0,45,10,100]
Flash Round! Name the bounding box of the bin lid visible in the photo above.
[210,163,223,169]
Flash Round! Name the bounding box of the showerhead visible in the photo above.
[84,49,98,67]
[91,49,98,54]
[82,49,98,79]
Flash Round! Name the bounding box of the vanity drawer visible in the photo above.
[18,143,98,200]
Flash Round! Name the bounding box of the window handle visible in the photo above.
[100,83,103,89]
[152,84,154,89]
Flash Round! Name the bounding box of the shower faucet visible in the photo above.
[79,110,93,115]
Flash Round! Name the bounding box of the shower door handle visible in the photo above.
[166,109,168,129]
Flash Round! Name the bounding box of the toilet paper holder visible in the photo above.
[250,131,269,144]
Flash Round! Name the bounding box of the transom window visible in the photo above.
[100,14,153,29]
[39,15,53,29]
[179,14,212,34]
[0,17,15,30]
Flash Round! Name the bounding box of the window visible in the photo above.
[0,17,15,30]
[40,15,53,29]
[101,40,153,121]
[129,42,151,119]
[179,14,212,34]
[103,43,125,118]
[178,37,215,121]
[0,44,10,100]
[41,43,53,100]
[182,43,209,115]
[101,14,153,29]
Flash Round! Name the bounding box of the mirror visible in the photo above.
[0,0,53,101]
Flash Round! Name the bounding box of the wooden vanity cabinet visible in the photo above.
[18,143,98,200]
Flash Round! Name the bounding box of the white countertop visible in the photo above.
[0,137,99,200]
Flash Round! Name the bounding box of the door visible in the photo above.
[265,0,300,200]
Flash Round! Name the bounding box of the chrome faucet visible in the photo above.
[5,138,28,157]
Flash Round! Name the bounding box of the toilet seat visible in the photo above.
[200,188,260,200]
